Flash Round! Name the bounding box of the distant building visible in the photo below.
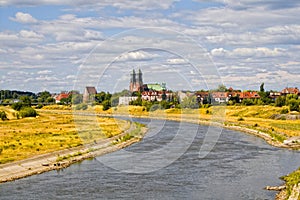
[55,92,70,103]
[281,87,299,96]
[83,86,97,103]
[119,96,138,105]
[129,69,143,92]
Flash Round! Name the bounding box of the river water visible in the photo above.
[0,119,300,200]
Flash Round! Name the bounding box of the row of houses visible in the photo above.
[54,86,299,105]
[194,87,299,104]
[195,90,261,104]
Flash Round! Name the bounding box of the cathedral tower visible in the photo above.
[129,69,143,92]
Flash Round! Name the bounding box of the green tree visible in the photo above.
[216,84,227,92]
[181,96,199,109]
[289,99,300,112]
[11,102,23,111]
[19,96,32,107]
[260,83,265,92]
[71,94,83,104]
[37,91,51,103]
[102,100,111,111]
[275,96,286,107]
[46,97,55,103]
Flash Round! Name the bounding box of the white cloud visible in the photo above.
[37,70,52,75]
[11,12,37,24]
[1,0,177,10]
[166,58,188,65]
[118,51,159,62]
[19,30,43,40]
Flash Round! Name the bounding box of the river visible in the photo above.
[0,119,299,199]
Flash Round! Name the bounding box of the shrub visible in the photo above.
[0,111,7,120]
[280,108,289,114]
[19,107,37,118]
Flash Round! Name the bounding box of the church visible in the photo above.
[129,69,166,93]
[118,69,173,105]
[129,69,143,92]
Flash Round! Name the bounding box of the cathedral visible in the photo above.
[129,69,143,92]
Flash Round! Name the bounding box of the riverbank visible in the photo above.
[0,122,147,183]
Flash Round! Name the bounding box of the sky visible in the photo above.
[0,0,299,93]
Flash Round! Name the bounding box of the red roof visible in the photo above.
[281,87,299,95]
[237,92,260,99]
[56,93,70,101]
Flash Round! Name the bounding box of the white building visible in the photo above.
[119,96,138,105]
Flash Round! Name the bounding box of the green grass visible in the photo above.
[282,168,300,196]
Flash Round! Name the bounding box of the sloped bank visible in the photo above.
[0,123,147,183]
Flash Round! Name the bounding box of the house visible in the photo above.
[237,91,260,102]
[211,92,229,104]
[83,86,97,103]
[269,92,281,101]
[55,92,70,103]
[195,91,210,104]
[281,87,299,96]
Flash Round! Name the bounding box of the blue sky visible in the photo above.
[0,0,299,93]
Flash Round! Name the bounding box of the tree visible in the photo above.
[71,94,83,104]
[19,96,31,107]
[11,102,23,111]
[275,96,286,107]
[289,99,300,112]
[260,83,265,92]
[181,96,199,109]
[216,84,227,92]
[46,97,55,103]
[37,91,51,103]
[102,100,111,111]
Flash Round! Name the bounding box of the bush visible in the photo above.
[280,108,289,114]
[19,107,37,118]
[0,111,7,120]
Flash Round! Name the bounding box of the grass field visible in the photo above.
[107,105,300,142]
[0,106,130,164]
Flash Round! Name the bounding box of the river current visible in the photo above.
[0,119,299,199]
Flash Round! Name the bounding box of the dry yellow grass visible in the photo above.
[108,105,300,142]
[0,107,130,164]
